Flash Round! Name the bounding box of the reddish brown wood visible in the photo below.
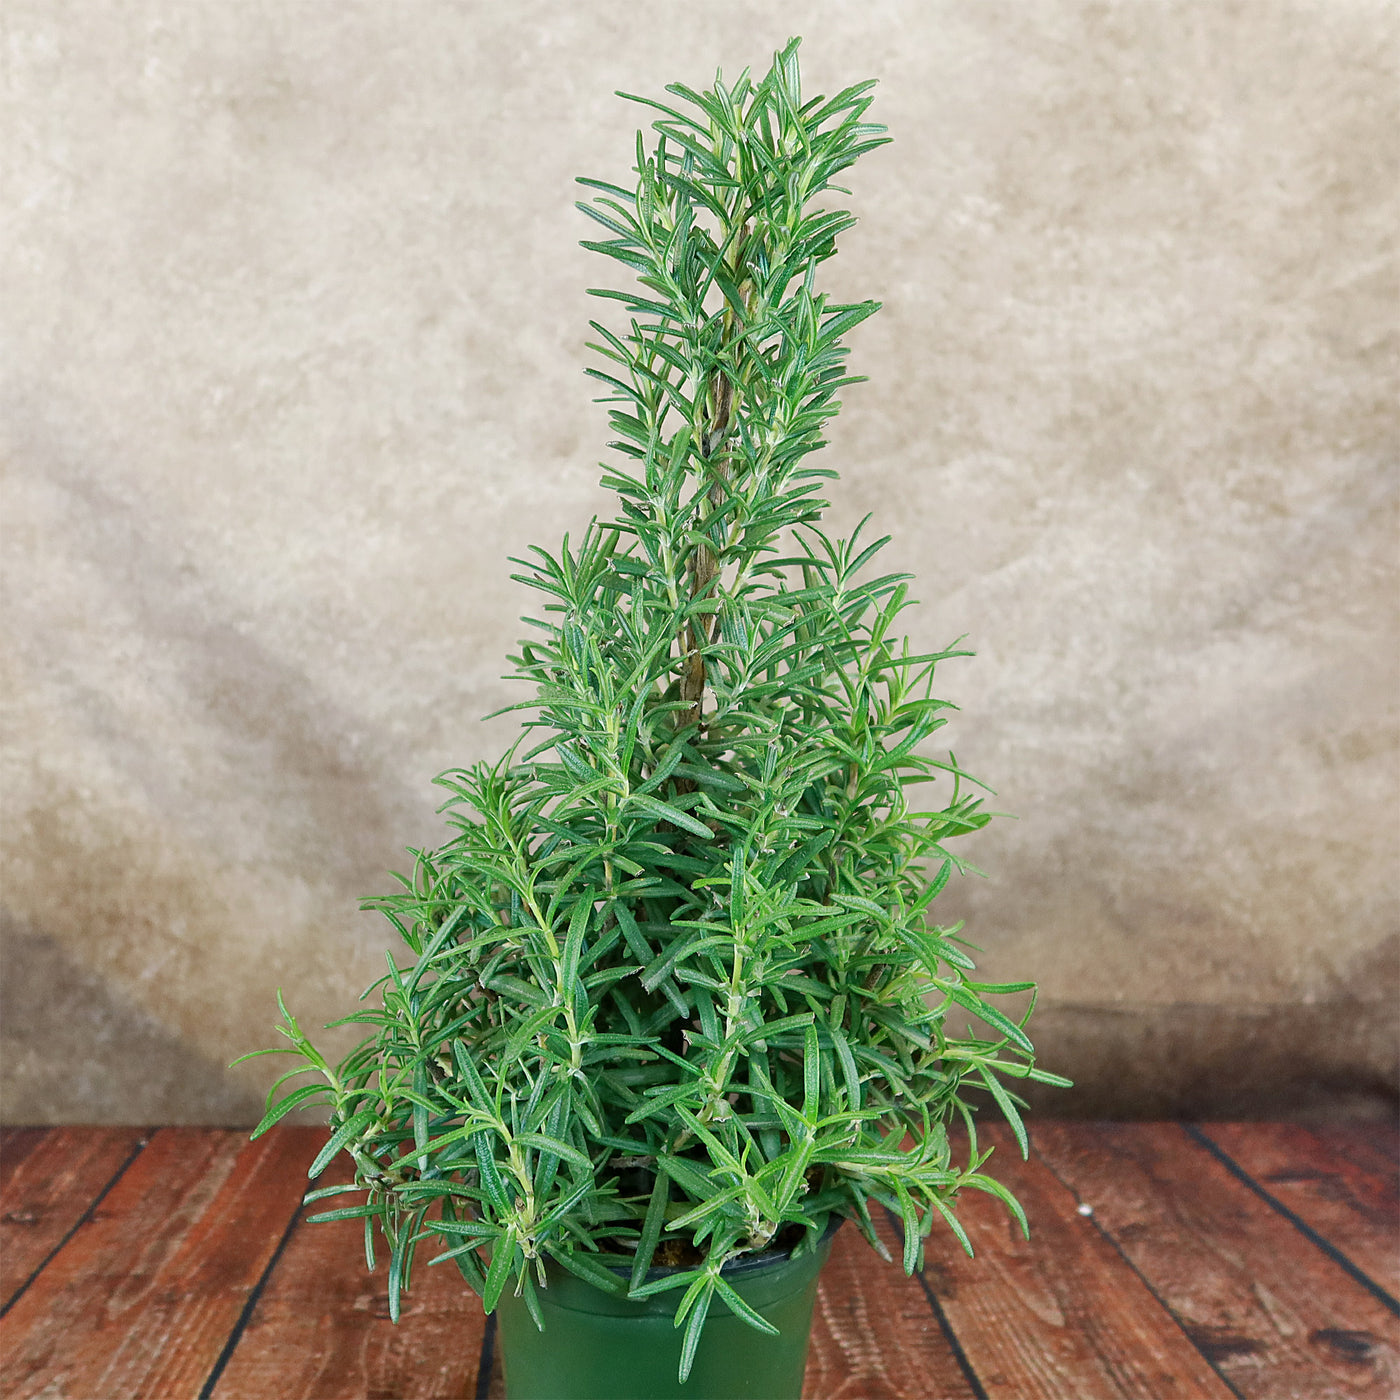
[3,1123,1396,1399]
[0,1127,311,1400]
[0,1128,51,1197]
[923,1124,1231,1398]
[1202,1122,1400,1299]
[1034,1122,1400,1399]
[469,1207,974,1400]
[1324,1122,1400,1189]
[0,1125,146,1311]
[209,1145,488,1400]
[802,1212,979,1399]
[394,1209,972,1400]
[1345,1121,1399,1158]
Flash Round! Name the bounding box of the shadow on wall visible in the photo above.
[4,902,1394,1126]
[2,440,439,1126]
[0,915,263,1125]
[2,899,1396,1125]
[22,456,424,893]
[1019,987,1400,1123]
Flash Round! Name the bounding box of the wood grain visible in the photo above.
[1322,1122,1400,1190]
[802,1213,980,1400]
[209,1142,489,1400]
[0,1125,146,1311]
[0,1127,309,1400]
[1201,1122,1400,1300]
[1034,1121,1400,1400]
[470,1209,978,1400]
[0,1128,52,1198]
[5,1123,1396,1399]
[922,1124,1231,1399]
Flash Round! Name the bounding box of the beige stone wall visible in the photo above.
[3,1,1396,1124]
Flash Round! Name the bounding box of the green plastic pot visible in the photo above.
[496,1224,839,1400]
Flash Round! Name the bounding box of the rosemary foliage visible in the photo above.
[242,38,1065,1380]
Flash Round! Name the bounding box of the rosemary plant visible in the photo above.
[242,38,1065,1381]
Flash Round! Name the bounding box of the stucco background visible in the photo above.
[2,1,1396,1125]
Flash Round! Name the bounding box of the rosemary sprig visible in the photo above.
[241,37,1065,1382]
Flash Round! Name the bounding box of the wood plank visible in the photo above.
[0,1126,310,1400]
[0,1125,146,1311]
[1200,1123,1399,1299]
[803,1213,979,1400]
[209,1138,488,1400]
[1324,1122,1400,1188]
[914,1124,1229,1399]
[1346,1121,1399,1162]
[1034,1122,1400,1400]
[0,1128,51,1198]
[472,1208,976,1400]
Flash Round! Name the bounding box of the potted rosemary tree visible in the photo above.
[241,38,1065,1400]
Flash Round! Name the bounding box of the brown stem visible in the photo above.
[680,369,733,732]
[677,222,751,739]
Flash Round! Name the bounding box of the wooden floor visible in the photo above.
[0,1122,1395,1399]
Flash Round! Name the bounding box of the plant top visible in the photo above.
[240,36,1064,1382]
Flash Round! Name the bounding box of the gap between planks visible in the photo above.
[1032,1122,1400,1400]
[3,1123,1397,1400]
[0,1127,151,1317]
[1194,1122,1400,1305]
[0,1128,312,1400]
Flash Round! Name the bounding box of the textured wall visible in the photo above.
[2,1,1396,1124]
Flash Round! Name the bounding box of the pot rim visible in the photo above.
[597,1212,843,1286]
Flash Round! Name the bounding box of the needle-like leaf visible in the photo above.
[240,36,1063,1384]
